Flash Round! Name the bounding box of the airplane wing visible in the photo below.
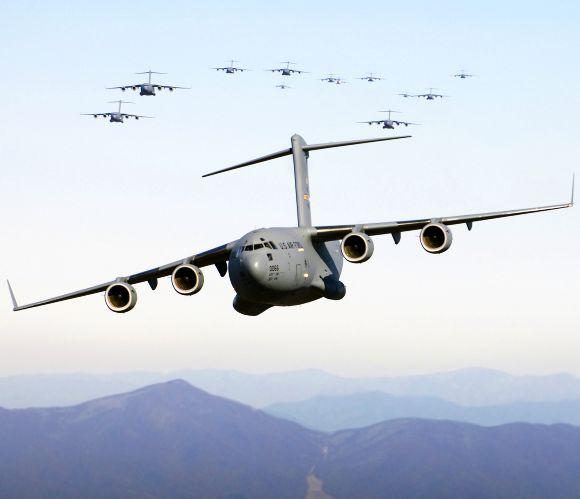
[314,181,574,242]
[106,85,139,90]
[8,241,236,311]
[154,85,191,90]
[81,113,110,117]
[122,114,154,119]
[357,120,383,125]
[393,121,420,126]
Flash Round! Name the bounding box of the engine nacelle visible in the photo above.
[420,223,453,254]
[171,264,204,295]
[105,282,137,313]
[341,232,374,263]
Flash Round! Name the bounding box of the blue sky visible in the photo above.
[0,0,579,376]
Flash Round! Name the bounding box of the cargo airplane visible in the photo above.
[7,135,574,316]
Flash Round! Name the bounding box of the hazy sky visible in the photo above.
[1,0,579,377]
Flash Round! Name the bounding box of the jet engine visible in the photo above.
[171,264,204,295]
[105,282,137,313]
[341,232,374,263]
[420,223,453,254]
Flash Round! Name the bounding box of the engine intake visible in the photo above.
[341,232,374,263]
[171,264,204,295]
[105,282,137,313]
[420,223,453,254]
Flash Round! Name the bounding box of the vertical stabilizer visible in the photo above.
[291,134,312,227]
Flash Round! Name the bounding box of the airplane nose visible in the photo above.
[242,254,267,282]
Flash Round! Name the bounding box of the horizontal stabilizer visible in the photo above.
[202,148,292,177]
[202,134,410,178]
[303,135,410,152]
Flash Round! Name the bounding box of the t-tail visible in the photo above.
[135,70,166,84]
[202,134,411,227]
[108,100,133,113]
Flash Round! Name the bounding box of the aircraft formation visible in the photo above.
[209,60,476,129]
[82,70,190,123]
[7,62,574,316]
[81,63,471,127]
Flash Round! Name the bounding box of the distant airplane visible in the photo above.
[275,84,292,90]
[7,135,573,316]
[81,101,153,123]
[107,70,190,96]
[400,88,448,100]
[357,73,384,82]
[320,74,348,85]
[358,110,418,129]
[267,61,307,76]
[454,70,474,79]
[213,60,249,74]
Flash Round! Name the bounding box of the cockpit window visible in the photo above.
[263,242,272,249]
[254,243,263,250]
[244,245,253,251]
[270,241,277,249]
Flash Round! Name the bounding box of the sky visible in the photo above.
[0,0,579,377]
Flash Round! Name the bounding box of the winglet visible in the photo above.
[571,173,575,206]
[7,280,18,311]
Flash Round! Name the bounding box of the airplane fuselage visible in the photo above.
[383,120,395,129]
[227,227,345,315]
[110,113,124,123]
[140,84,156,96]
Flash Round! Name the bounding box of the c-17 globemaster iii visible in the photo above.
[107,70,190,96]
[81,100,152,123]
[7,135,574,316]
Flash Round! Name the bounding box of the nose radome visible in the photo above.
[243,254,267,281]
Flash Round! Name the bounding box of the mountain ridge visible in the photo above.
[4,366,580,409]
[3,380,580,498]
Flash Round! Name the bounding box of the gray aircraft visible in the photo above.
[400,88,448,100]
[320,74,348,85]
[213,60,249,74]
[81,101,152,123]
[268,61,307,76]
[358,110,418,129]
[107,70,189,96]
[454,70,474,79]
[7,135,574,316]
[357,73,384,82]
[275,83,292,90]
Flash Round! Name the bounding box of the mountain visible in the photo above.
[317,419,580,499]
[3,382,580,498]
[267,391,580,431]
[0,380,321,499]
[4,367,580,409]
